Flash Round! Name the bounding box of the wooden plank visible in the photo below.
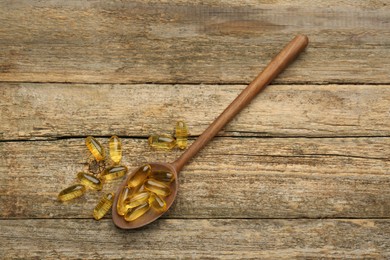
[1,83,390,140]
[1,137,389,218]
[0,1,389,84]
[1,219,389,259]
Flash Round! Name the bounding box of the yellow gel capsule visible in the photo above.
[100,165,128,182]
[150,171,174,183]
[93,192,115,220]
[175,121,188,149]
[144,179,171,197]
[149,193,167,213]
[127,164,151,187]
[117,186,135,216]
[109,135,122,164]
[148,134,176,150]
[124,202,150,222]
[77,172,103,190]
[125,191,150,209]
[85,136,105,161]
[58,184,86,202]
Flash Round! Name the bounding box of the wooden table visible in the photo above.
[1,1,389,259]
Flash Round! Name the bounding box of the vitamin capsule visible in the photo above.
[93,192,115,220]
[125,191,150,209]
[85,136,105,161]
[148,134,176,150]
[144,179,171,197]
[58,184,86,202]
[127,164,151,187]
[124,202,150,222]
[109,135,122,164]
[77,172,103,190]
[149,193,167,213]
[175,121,188,149]
[150,170,174,183]
[117,186,135,216]
[100,165,128,182]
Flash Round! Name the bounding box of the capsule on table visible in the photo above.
[58,184,86,202]
[109,135,122,164]
[85,136,105,161]
[93,192,115,220]
[127,164,151,187]
[77,172,103,190]
[150,170,174,183]
[175,121,188,149]
[100,165,128,182]
[124,202,150,222]
[117,186,135,216]
[144,179,171,197]
[149,193,167,213]
[148,134,176,150]
[125,191,151,209]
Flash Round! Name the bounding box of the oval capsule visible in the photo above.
[144,179,171,197]
[148,134,176,150]
[175,121,188,149]
[150,170,174,183]
[93,192,115,220]
[149,193,167,213]
[117,186,135,216]
[77,172,103,190]
[125,192,150,209]
[124,202,150,222]
[109,135,122,164]
[58,184,86,202]
[127,164,151,187]
[85,136,105,161]
[100,165,128,182]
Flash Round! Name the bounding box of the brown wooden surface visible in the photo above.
[1,219,389,259]
[0,1,389,84]
[1,0,389,259]
[2,137,390,219]
[2,84,390,140]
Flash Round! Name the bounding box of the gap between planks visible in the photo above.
[1,80,390,86]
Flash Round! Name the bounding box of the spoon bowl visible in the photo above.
[112,162,178,229]
[112,34,309,229]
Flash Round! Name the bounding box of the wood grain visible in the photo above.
[1,0,389,257]
[1,219,389,259]
[1,83,390,140]
[172,34,308,172]
[0,1,389,84]
[1,137,389,219]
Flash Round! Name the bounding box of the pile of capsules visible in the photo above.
[148,121,188,150]
[57,121,189,221]
[116,165,174,222]
[118,121,188,222]
[58,136,128,220]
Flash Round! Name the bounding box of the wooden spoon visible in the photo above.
[112,35,309,229]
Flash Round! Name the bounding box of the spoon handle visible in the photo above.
[172,35,309,172]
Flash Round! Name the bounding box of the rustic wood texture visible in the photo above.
[1,219,389,259]
[1,0,390,258]
[1,83,390,140]
[0,1,389,84]
[1,137,389,219]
